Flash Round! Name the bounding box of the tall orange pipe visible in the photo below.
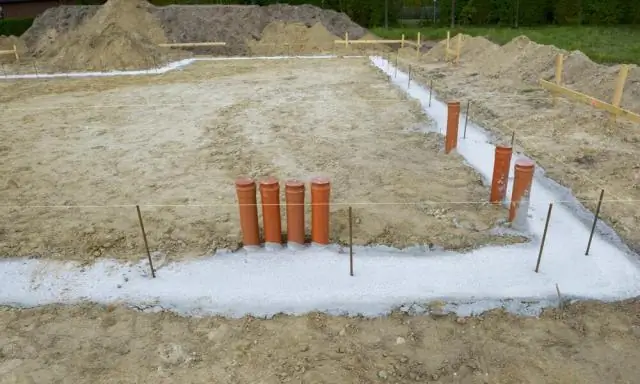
[508,159,535,224]
[445,101,461,154]
[235,177,260,247]
[490,146,513,203]
[259,177,282,245]
[311,177,331,245]
[285,180,306,246]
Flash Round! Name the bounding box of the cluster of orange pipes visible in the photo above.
[235,176,331,247]
[446,101,535,225]
[489,146,535,224]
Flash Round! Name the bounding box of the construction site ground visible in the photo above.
[395,51,640,254]
[0,58,523,262]
[1,300,639,383]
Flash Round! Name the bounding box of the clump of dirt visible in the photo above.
[41,0,180,71]
[247,21,339,55]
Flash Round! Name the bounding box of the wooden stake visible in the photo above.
[345,32,349,48]
[416,32,421,58]
[456,33,462,64]
[555,54,564,85]
[585,189,605,256]
[2,63,7,78]
[535,203,553,273]
[401,34,405,48]
[32,61,39,77]
[408,65,412,89]
[612,64,629,108]
[13,44,19,62]
[463,100,470,138]
[445,31,450,61]
[428,79,433,107]
[136,205,156,278]
[349,206,354,277]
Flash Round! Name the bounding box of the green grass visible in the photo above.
[371,26,640,64]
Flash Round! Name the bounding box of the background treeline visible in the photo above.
[1,0,639,37]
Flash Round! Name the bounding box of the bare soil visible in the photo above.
[1,299,639,383]
[0,58,520,262]
[395,37,640,254]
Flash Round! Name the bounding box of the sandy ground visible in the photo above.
[0,299,638,383]
[393,53,640,254]
[0,58,522,262]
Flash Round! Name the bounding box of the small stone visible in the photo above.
[338,328,347,336]
[396,337,406,345]
[337,347,345,353]
[300,345,310,352]
[456,317,467,324]
[432,373,439,380]
[378,370,388,380]
[399,356,409,363]
[117,284,122,289]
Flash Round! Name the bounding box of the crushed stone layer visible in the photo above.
[1,300,639,383]
[0,58,520,262]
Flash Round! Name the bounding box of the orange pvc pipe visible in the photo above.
[508,159,535,223]
[445,101,461,154]
[311,177,331,245]
[490,146,513,203]
[259,177,282,245]
[235,177,260,247]
[285,180,306,245]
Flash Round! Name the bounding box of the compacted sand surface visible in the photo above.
[0,58,519,262]
[0,300,639,383]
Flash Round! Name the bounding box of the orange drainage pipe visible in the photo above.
[235,177,260,247]
[285,179,306,247]
[259,177,282,246]
[490,146,513,203]
[508,159,535,228]
[311,177,331,245]
[445,101,461,154]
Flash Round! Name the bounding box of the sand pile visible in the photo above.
[248,21,339,55]
[441,34,640,113]
[40,0,178,71]
[561,52,640,112]
[23,3,367,57]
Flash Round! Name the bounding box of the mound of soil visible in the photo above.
[247,21,339,55]
[23,2,367,57]
[41,0,179,71]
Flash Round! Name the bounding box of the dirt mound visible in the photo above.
[42,0,178,71]
[23,3,367,57]
[562,51,640,112]
[247,21,338,55]
[22,5,98,56]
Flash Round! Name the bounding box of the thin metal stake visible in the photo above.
[585,189,605,255]
[511,131,516,147]
[463,100,470,138]
[349,206,354,277]
[136,205,156,278]
[535,203,553,273]
[407,65,412,89]
[394,52,398,78]
[428,79,433,107]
